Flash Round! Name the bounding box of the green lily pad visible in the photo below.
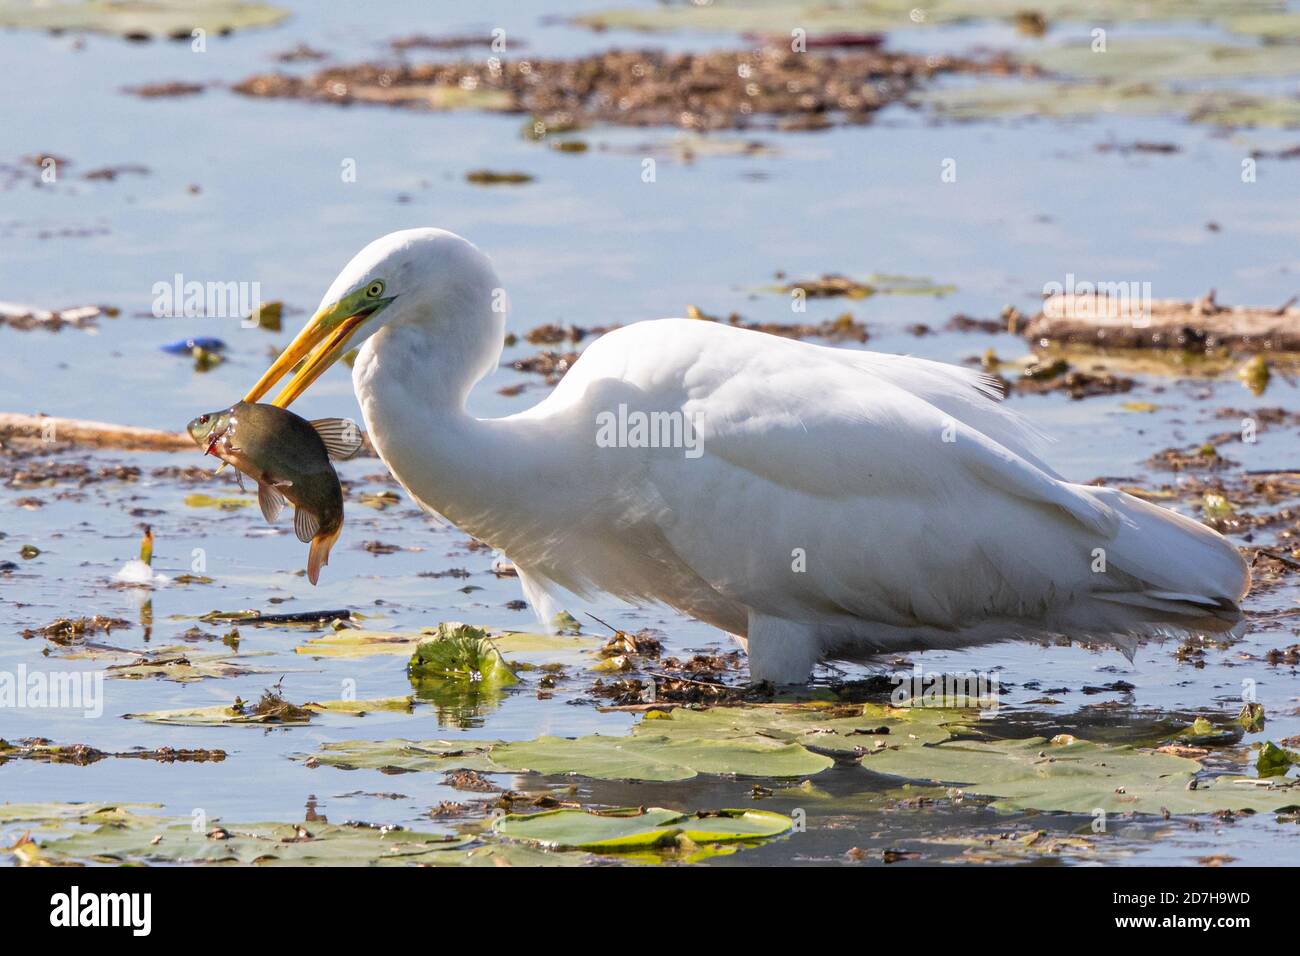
[306,702,963,782]
[296,629,424,658]
[923,80,1300,129]
[125,695,413,726]
[35,821,473,866]
[0,801,162,826]
[491,733,834,781]
[1176,717,1243,747]
[183,493,252,510]
[309,738,502,774]
[1027,39,1300,80]
[862,735,1300,814]
[106,645,271,682]
[575,0,1274,35]
[1225,12,1300,40]
[493,806,792,851]
[0,0,289,39]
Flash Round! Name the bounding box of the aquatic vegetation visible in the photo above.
[574,0,1280,35]
[0,0,289,39]
[233,47,1027,132]
[1026,39,1300,81]
[306,702,1300,816]
[407,623,519,686]
[125,692,414,726]
[921,82,1300,130]
[0,740,225,766]
[492,806,792,851]
[105,645,271,682]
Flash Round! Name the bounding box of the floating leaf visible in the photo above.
[0,0,289,39]
[575,0,1273,36]
[183,493,252,510]
[309,738,501,774]
[1176,717,1242,747]
[36,821,473,866]
[125,695,413,726]
[922,81,1300,129]
[0,801,162,827]
[1027,39,1300,81]
[296,630,424,659]
[862,735,1300,814]
[105,645,271,682]
[493,806,792,851]
[489,733,834,781]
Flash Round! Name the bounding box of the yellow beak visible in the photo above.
[244,301,372,409]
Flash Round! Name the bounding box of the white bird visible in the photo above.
[243,228,1250,684]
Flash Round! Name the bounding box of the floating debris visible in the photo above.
[0,740,226,766]
[465,169,534,185]
[774,273,954,300]
[1012,359,1136,400]
[1023,290,1300,353]
[21,615,131,644]
[122,81,205,98]
[0,301,117,332]
[233,48,1030,131]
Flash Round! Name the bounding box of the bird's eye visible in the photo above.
[366,280,385,298]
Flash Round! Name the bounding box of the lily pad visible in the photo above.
[125,695,413,725]
[296,629,424,658]
[35,820,473,866]
[862,735,1300,814]
[574,0,1273,35]
[183,493,252,510]
[490,733,835,782]
[921,82,1300,129]
[1028,39,1300,81]
[309,738,501,774]
[306,702,962,782]
[106,644,271,682]
[0,801,162,826]
[0,0,289,40]
[493,806,792,851]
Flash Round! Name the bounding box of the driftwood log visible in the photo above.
[1023,290,1300,352]
[0,413,377,456]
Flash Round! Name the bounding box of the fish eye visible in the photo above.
[199,414,209,424]
[365,280,385,298]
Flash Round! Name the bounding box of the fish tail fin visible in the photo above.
[307,527,341,586]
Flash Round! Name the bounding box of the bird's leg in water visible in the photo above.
[745,613,822,685]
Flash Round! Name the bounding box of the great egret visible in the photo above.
[243,228,1249,684]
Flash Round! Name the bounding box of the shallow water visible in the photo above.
[1,0,1299,865]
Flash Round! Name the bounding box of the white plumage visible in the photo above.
[277,228,1251,683]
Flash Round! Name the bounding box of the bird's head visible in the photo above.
[244,228,503,408]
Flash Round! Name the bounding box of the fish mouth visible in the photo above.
[243,290,394,409]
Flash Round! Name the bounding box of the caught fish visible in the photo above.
[185,401,362,584]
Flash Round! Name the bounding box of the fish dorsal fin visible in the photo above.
[294,506,320,543]
[257,482,287,524]
[310,418,363,461]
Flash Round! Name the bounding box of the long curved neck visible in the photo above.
[352,319,558,551]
